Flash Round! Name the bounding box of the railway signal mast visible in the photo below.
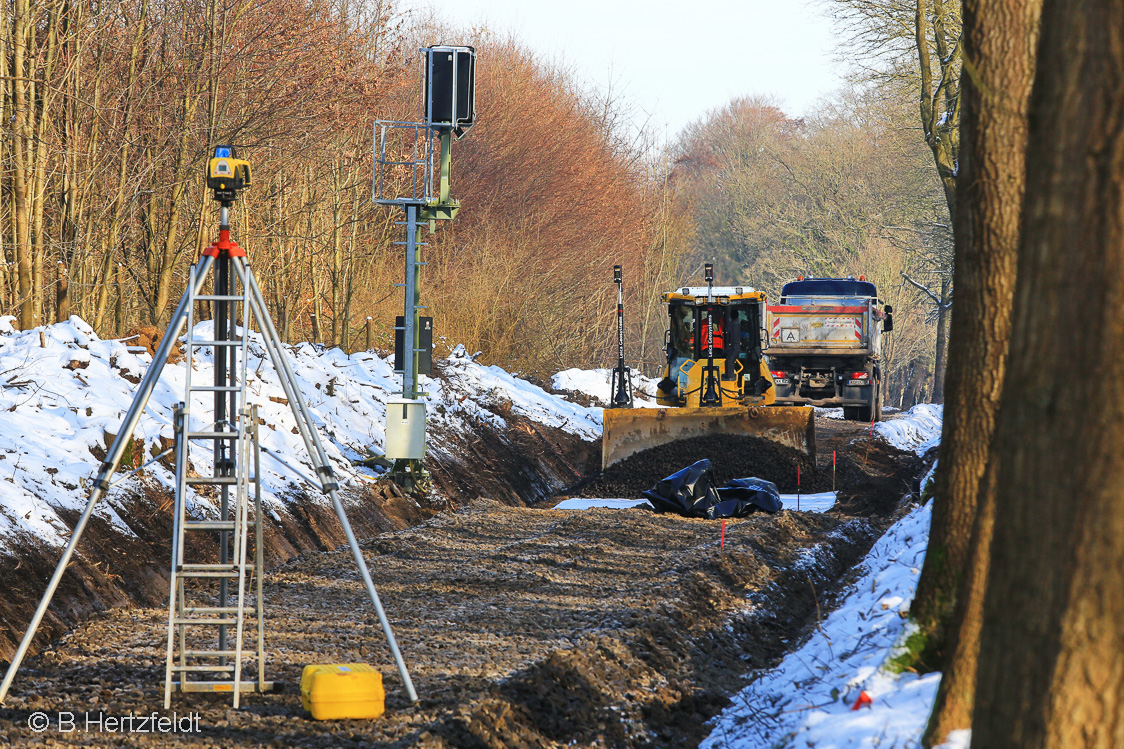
[373,45,476,491]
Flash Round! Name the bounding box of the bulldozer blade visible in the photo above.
[601,406,815,470]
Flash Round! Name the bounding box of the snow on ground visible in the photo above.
[876,404,943,454]
[552,367,660,408]
[0,319,601,553]
[779,491,837,513]
[702,408,950,749]
[703,502,938,749]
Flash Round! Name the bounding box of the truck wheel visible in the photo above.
[843,406,859,421]
[855,404,873,422]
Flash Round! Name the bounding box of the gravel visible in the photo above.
[1,499,890,748]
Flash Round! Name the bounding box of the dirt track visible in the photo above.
[0,415,926,748]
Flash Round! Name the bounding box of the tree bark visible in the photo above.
[916,7,1041,743]
[55,261,70,322]
[916,0,961,226]
[973,1,1124,745]
[11,0,35,328]
[930,274,951,402]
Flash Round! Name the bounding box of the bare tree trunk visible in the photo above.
[28,2,62,328]
[915,0,961,225]
[915,0,1041,744]
[55,261,70,322]
[973,1,1124,744]
[92,1,146,335]
[11,0,35,328]
[930,275,951,402]
[114,263,125,335]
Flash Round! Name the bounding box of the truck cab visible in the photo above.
[765,277,893,421]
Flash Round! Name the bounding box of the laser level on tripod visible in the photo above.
[0,145,418,710]
[373,45,477,492]
[206,145,252,202]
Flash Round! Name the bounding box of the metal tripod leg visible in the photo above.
[232,257,418,703]
[0,256,215,705]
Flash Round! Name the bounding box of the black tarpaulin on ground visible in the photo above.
[641,459,783,519]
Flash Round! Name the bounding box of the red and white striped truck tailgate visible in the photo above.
[766,305,870,350]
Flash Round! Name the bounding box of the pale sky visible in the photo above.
[399,0,845,138]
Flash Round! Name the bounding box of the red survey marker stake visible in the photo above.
[852,690,873,710]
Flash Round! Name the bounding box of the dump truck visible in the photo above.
[765,277,893,421]
[601,275,814,469]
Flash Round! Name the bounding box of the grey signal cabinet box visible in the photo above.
[394,316,433,374]
[424,45,476,137]
[385,399,426,460]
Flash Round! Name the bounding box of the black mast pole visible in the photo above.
[610,265,633,408]
[702,262,720,406]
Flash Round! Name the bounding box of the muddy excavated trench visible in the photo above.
[0,412,927,748]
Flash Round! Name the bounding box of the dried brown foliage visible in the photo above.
[0,3,691,376]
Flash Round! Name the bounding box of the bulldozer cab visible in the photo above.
[657,288,774,408]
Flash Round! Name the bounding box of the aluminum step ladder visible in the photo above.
[163,261,268,708]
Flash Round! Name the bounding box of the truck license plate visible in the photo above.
[847,379,869,386]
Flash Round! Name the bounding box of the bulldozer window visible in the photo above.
[669,305,695,359]
[730,306,760,362]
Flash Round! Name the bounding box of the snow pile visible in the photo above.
[703,501,937,748]
[0,319,601,553]
[876,403,943,454]
[551,367,660,408]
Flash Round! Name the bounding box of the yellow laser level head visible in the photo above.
[206,145,252,197]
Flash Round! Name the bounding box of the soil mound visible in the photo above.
[576,434,833,498]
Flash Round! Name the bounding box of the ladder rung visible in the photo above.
[171,665,237,673]
[187,431,241,439]
[195,295,246,301]
[192,340,244,347]
[183,606,241,615]
[185,476,239,486]
[172,618,238,626]
[189,385,242,392]
[184,520,238,531]
[183,650,241,658]
[173,680,274,694]
[176,565,243,578]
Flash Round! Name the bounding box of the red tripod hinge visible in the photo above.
[201,229,247,258]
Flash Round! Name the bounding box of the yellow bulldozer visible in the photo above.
[602,266,814,469]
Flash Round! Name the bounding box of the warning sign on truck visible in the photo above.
[780,328,799,343]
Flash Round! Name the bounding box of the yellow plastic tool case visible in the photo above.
[300,664,385,720]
